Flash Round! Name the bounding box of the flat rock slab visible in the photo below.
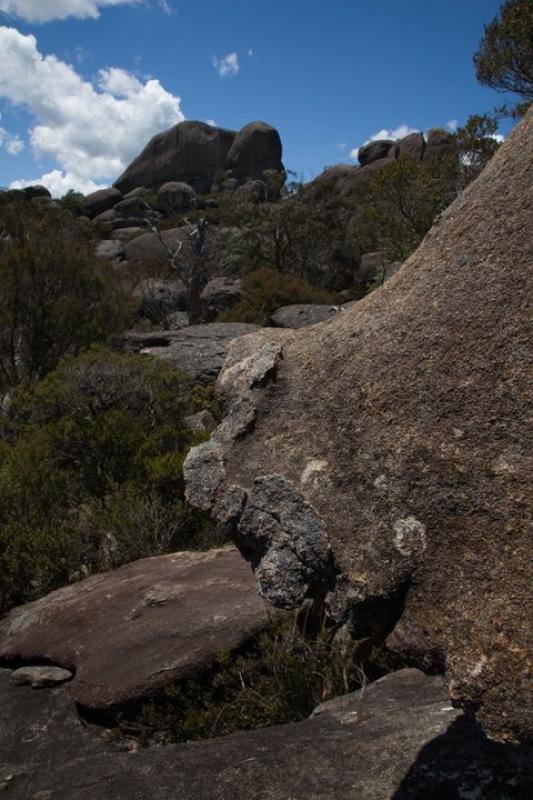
[1,668,531,799]
[269,304,340,329]
[143,322,260,383]
[0,548,268,708]
[184,111,533,741]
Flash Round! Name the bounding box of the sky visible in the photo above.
[0,0,516,196]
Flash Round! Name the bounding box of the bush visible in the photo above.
[114,611,386,745]
[0,199,132,388]
[0,347,217,613]
[219,267,337,325]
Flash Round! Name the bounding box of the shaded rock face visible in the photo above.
[113,120,284,195]
[225,121,283,180]
[114,121,237,194]
[269,303,340,329]
[185,111,533,742]
[123,226,187,264]
[0,548,268,709]
[133,277,187,324]
[82,187,123,219]
[1,668,531,799]
[200,277,242,320]
[358,139,394,165]
[156,181,197,213]
[141,322,260,384]
[395,131,426,160]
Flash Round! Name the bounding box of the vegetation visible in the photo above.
[220,267,337,325]
[114,611,390,745]
[0,347,217,613]
[473,0,533,118]
[0,197,132,389]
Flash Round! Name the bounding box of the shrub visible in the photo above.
[219,267,337,325]
[0,199,132,389]
[0,347,217,613]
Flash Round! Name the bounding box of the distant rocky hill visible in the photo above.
[113,119,285,195]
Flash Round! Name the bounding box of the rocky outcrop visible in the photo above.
[140,322,260,383]
[114,121,236,195]
[0,548,268,709]
[269,303,340,329]
[358,139,394,165]
[200,277,242,319]
[132,277,187,325]
[225,121,283,181]
[184,111,533,742]
[82,187,123,219]
[1,668,531,799]
[156,181,197,214]
[113,120,284,196]
[123,226,187,264]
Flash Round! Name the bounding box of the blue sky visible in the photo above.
[0,0,515,195]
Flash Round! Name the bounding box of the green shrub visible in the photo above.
[115,611,383,745]
[0,347,217,613]
[219,267,337,325]
[0,199,132,389]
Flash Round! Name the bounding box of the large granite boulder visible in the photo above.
[395,131,426,161]
[143,322,260,383]
[225,121,283,181]
[82,187,123,219]
[114,121,236,195]
[358,139,394,165]
[200,277,242,319]
[0,548,268,708]
[269,304,340,329]
[156,181,197,214]
[1,668,531,799]
[184,111,533,742]
[133,277,187,324]
[123,226,187,264]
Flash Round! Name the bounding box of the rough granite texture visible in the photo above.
[1,668,531,799]
[185,110,533,742]
[0,548,268,708]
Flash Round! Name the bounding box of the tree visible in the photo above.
[0,199,132,388]
[473,0,533,118]
[454,113,502,185]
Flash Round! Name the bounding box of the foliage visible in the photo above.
[0,347,217,613]
[116,611,385,745]
[59,189,85,215]
[0,199,132,388]
[356,156,459,262]
[219,267,337,325]
[454,114,502,185]
[473,0,533,118]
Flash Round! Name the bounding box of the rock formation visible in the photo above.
[185,110,533,742]
[113,120,284,196]
[0,548,268,708]
[1,668,531,798]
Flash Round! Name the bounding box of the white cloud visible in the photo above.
[205,118,217,127]
[157,0,172,14]
[0,26,184,196]
[350,124,419,161]
[491,133,505,144]
[212,52,239,79]
[5,134,23,154]
[447,119,459,133]
[0,0,141,23]
[10,170,108,196]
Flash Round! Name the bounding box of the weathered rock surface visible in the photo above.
[22,184,52,200]
[225,121,283,181]
[200,277,242,319]
[133,277,187,324]
[358,139,394,165]
[156,181,197,214]
[185,111,533,742]
[269,303,340,329]
[396,131,426,161]
[144,322,260,383]
[123,226,187,264]
[114,121,237,195]
[94,239,124,260]
[0,548,268,708]
[1,668,531,799]
[11,665,72,688]
[82,188,123,219]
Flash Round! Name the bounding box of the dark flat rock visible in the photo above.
[1,668,531,799]
[143,322,260,383]
[0,548,268,708]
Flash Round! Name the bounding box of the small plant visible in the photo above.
[114,611,387,746]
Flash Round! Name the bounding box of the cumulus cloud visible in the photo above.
[447,119,459,133]
[0,26,184,196]
[0,0,142,23]
[212,52,239,79]
[0,114,24,155]
[350,124,419,161]
[10,170,108,196]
